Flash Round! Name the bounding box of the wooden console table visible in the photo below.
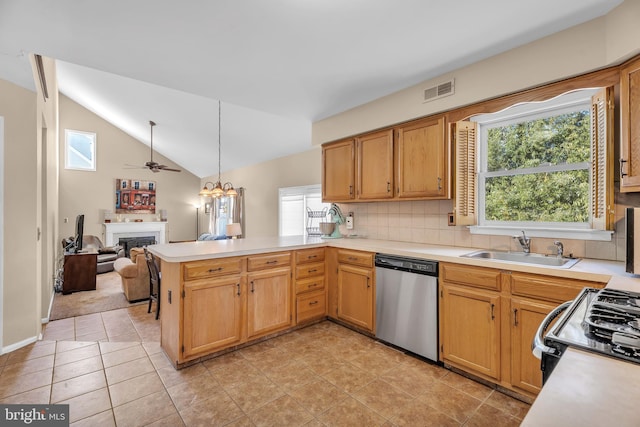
[63,252,97,294]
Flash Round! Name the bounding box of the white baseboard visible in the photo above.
[2,335,39,355]
[42,288,56,324]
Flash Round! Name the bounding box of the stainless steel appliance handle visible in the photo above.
[532,301,572,359]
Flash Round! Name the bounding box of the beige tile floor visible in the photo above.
[0,305,530,426]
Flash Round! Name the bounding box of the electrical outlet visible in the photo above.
[346,212,354,230]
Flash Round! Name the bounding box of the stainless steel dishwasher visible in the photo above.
[375,253,438,362]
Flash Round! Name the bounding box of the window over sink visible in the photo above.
[454,88,614,240]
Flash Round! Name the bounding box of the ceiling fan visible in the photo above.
[128,120,181,173]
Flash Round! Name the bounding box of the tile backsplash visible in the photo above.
[337,193,640,262]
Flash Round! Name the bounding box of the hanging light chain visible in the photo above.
[218,100,222,184]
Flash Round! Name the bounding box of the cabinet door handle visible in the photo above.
[251,281,255,293]
[266,260,278,265]
[349,185,353,196]
[437,177,442,191]
[513,308,518,326]
[308,255,317,259]
[387,181,391,192]
[490,303,495,320]
[308,269,317,273]
[208,267,223,273]
[309,301,319,306]
[367,277,371,288]
[621,159,628,178]
[237,283,240,296]
[309,283,319,288]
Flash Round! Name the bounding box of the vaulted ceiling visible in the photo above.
[0,0,623,177]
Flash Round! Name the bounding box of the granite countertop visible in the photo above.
[149,236,640,424]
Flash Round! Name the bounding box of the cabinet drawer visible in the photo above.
[297,290,326,322]
[296,276,325,294]
[296,248,325,264]
[441,263,501,291]
[295,262,325,280]
[247,252,291,271]
[510,272,604,304]
[183,257,243,281]
[337,250,373,268]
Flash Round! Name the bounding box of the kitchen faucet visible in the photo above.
[514,231,531,253]
[554,241,564,258]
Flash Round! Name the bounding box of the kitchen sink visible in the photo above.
[460,250,581,269]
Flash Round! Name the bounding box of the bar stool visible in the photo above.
[143,248,161,320]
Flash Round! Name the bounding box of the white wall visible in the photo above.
[0,78,39,349]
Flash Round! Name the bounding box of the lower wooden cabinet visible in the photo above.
[161,252,299,366]
[337,263,374,331]
[247,267,292,339]
[441,284,501,380]
[439,262,605,398]
[297,290,326,323]
[510,297,556,395]
[294,248,327,324]
[182,275,244,358]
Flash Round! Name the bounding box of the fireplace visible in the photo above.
[119,236,156,257]
[103,222,167,247]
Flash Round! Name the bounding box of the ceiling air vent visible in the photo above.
[423,79,454,103]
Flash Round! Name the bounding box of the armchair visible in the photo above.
[82,235,125,274]
[114,247,150,302]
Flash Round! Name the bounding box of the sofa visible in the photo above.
[114,247,150,302]
[82,235,125,274]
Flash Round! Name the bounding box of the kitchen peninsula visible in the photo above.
[149,236,640,425]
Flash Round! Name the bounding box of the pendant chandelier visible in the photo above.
[199,100,237,199]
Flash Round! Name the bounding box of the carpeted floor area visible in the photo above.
[50,271,146,321]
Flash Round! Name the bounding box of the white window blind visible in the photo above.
[279,185,329,236]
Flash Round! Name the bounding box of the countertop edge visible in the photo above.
[146,236,640,286]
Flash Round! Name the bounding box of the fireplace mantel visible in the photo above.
[103,222,167,246]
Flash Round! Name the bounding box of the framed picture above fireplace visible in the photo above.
[115,178,156,214]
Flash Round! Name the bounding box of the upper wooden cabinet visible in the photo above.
[356,129,394,200]
[322,115,450,202]
[396,116,448,198]
[322,139,355,201]
[620,56,640,192]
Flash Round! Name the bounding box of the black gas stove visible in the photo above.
[535,287,640,383]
